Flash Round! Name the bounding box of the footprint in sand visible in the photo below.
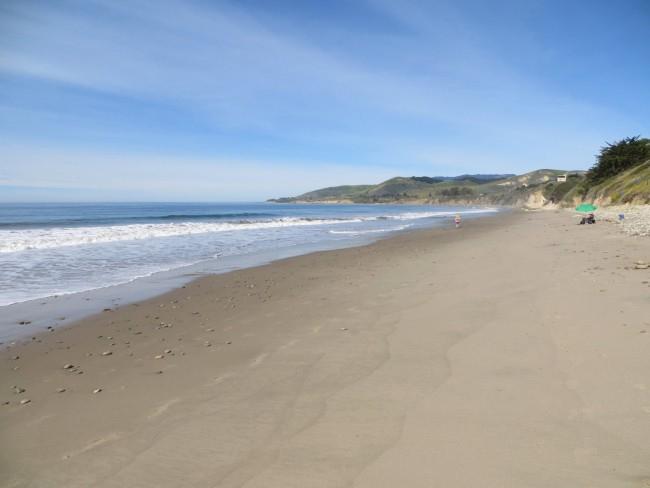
[249,353,268,368]
[279,339,298,350]
[211,372,236,385]
[63,432,122,460]
[147,398,181,420]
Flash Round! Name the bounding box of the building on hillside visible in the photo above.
[556,174,567,182]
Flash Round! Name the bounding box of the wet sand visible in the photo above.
[1,210,650,487]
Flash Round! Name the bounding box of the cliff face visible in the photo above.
[585,161,650,205]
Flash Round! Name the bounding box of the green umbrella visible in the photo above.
[575,203,597,212]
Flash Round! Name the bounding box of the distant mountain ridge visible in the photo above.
[271,137,650,207]
[269,170,586,207]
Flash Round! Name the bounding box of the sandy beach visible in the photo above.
[2,210,650,487]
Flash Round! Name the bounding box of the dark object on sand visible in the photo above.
[579,213,596,225]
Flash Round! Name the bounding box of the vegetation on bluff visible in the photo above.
[269,136,649,207]
[566,136,650,205]
[586,136,650,184]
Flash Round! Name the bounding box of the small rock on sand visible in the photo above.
[164,349,172,354]
[57,388,66,393]
[102,351,113,356]
[93,388,102,394]
[63,364,74,369]
[20,399,31,405]
[154,354,164,359]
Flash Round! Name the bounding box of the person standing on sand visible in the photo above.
[454,213,461,228]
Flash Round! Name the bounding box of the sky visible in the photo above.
[1,0,649,202]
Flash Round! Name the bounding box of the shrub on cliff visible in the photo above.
[587,136,650,184]
[440,186,475,197]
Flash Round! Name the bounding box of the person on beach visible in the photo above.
[579,213,596,225]
[454,214,461,228]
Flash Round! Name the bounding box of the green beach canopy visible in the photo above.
[575,203,597,212]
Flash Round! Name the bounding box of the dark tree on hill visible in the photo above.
[587,136,650,184]
[440,186,475,197]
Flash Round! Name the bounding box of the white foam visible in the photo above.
[329,224,411,235]
[0,217,361,253]
[386,208,497,220]
[0,208,497,253]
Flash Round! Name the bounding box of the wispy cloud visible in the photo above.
[0,0,648,200]
[0,142,407,201]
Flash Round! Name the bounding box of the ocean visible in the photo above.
[0,202,496,339]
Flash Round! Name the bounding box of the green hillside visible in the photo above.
[269,137,650,208]
[271,185,373,203]
[565,161,650,205]
[269,170,586,205]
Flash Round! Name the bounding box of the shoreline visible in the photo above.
[0,236,379,344]
[2,209,650,487]
[0,208,499,344]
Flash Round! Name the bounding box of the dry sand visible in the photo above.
[1,210,649,487]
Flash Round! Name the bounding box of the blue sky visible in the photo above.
[1,0,648,201]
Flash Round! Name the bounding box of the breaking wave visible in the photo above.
[0,208,497,253]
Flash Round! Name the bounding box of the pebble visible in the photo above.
[596,207,650,237]
[20,399,31,405]
[102,351,113,356]
[154,354,164,359]
[164,349,172,354]
[226,341,232,345]
[93,388,102,394]
[635,264,649,270]
[12,386,26,394]
[12,355,20,360]
[63,364,74,369]
[57,388,66,393]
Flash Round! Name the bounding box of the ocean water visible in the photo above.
[0,202,497,308]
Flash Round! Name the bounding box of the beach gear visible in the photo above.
[575,203,597,212]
